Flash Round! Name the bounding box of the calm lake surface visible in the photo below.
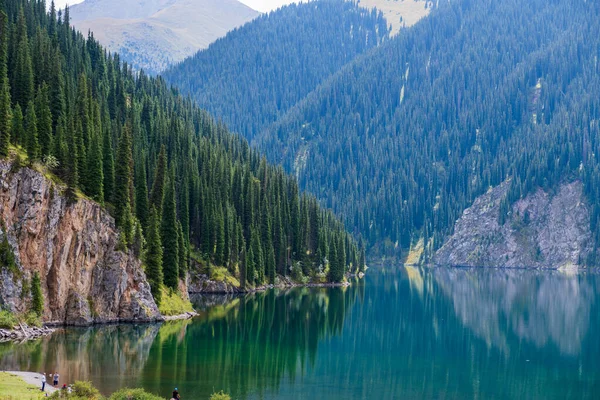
[1,266,600,399]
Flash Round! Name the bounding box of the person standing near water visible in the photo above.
[53,372,59,387]
[40,373,46,391]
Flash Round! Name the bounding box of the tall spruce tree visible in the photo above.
[0,9,10,157]
[135,161,149,229]
[13,9,34,110]
[114,123,133,234]
[10,103,22,145]
[24,100,39,160]
[102,126,115,203]
[150,145,166,216]
[145,208,163,305]
[161,170,179,289]
[34,83,52,158]
[85,132,103,202]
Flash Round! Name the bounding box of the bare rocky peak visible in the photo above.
[67,0,260,74]
[434,180,593,268]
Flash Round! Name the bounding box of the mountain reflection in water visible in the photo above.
[1,267,598,399]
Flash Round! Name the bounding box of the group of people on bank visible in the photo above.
[40,371,70,392]
[40,372,182,399]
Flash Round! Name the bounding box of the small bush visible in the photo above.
[0,231,19,276]
[0,310,18,329]
[109,388,164,400]
[210,267,240,287]
[158,286,194,316]
[24,311,41,327]
[210,391,231,400]
[71,381,102,399]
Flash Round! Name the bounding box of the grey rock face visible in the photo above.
[0,161,161,325]
[434,181,593,268]
[188,273,240,294]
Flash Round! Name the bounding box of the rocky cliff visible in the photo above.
[434,181,593,268]
[0,161,161,325]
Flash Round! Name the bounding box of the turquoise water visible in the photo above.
[1,266,599,399]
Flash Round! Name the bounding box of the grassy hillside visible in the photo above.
[358,0,431,34]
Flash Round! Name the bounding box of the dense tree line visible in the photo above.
[245,0,600,260]
[162,0,388,140]
[0,0,364,305]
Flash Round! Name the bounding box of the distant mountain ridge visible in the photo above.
[68,0,259,74]
[163,1,389,140]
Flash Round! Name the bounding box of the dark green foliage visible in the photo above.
[135,161,149,229]
[177,220,187,278]
[149,145,166,216]
[145,208,163,306]
[0,230,17,275]
[102,126,115,203]
[31,271,43,316]
[163,1,388,141]
[161,172,179,289]
[85,132,104,202]
[10,103,22,145]
[12,9,33,109]
[34,83,51,158]
[0,0,357,286]
[0,9,10,157]
[114,124,133,232]
[23,100,39,160]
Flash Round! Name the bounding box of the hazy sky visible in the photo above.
[51,0,297,13]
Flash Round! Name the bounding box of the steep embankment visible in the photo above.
[434,181,593,268]
[0,161,161,325]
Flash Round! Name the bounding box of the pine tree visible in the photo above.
[251,227,264,285]
[24,101,40,160]
[31,271,43,316]
[161,171,179,289]
[328,237,342,283]
[215,206,225,266]
[34,83,52,158]
[150,145,166,216]
[102,126,115,203]
[145,208,163,306]
[135,161,149,230]
[114,123,133,233]
[266,240,276,284]
[13,10,34,110]
[10,104,23,145]
[337,235,346,279]
[0,10,11,157]
[85,132,104,202]
[177,220,187,279]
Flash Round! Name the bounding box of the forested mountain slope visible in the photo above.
[68,0,259,74]
[0,0,361,319]
[254,0,600,260]
[162,1,388,141]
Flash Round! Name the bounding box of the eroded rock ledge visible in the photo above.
[0,161,161,326]
[434,181,593,268]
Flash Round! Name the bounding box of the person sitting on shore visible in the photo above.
[171,388,180,399]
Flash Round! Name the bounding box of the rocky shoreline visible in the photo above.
[188,273,355,295]
[0,324,55,342]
